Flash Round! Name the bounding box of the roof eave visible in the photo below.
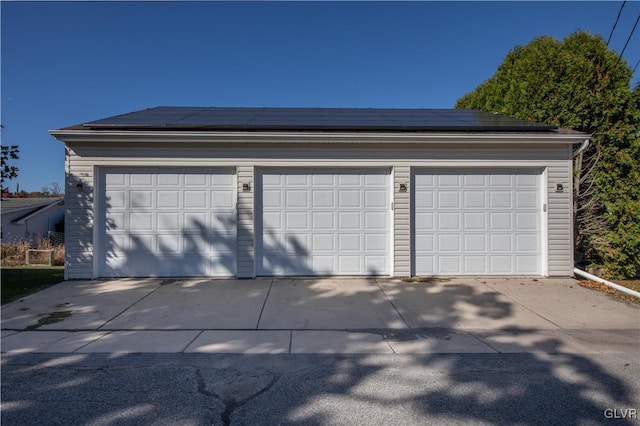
[12,199,64,224]
[50,129,590,144]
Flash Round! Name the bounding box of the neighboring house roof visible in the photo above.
[1,198,64,223]
[69,106,561,132]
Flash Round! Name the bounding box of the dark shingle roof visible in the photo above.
[1,197,63,213]
[77,106,558,132]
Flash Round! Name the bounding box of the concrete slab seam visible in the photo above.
[473,278,563,330]
[96,282,165,330]
[72,331,113,353]
[255,279,274,329]
[181,330,205,353]
[374,278,412,329]
[466,331,503,354]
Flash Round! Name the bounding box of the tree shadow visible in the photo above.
[2,280,637,425]
[9,170,631,424]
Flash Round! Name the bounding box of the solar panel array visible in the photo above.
[82,106,557,132]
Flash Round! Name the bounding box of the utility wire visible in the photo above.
[618,14,640,60]
[632,57,639,74]
[608,1,627,46]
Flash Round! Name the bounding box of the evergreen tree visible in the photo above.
[456,31,640,278]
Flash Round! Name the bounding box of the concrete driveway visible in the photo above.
[1,277,638,355]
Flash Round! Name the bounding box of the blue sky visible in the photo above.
[2,1,639,193]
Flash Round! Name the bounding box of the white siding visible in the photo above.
[65,147,95,280]
[394,165,411,276]
[237,165,254,278]
[63,142,575,279]
[547,156,573,276]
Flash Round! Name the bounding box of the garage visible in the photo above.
[256,168,391,276]
[412,169,542,275]
[52,106,586,279]
[98,168,237,277]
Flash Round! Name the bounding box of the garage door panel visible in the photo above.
[211,190,235,208]
[339,234,361,251]
[516,213,538,230]
[157,234,180,253]
[438,234,460,251]
[516,191,537,208]
[101,168,236,277]
[365,211,387,229]
[184,191,206,208]
[490,192,512,208]
[258,168,390,276]
[158,191,180,208]
[263,190,283,208]
[285,234,309,254]
[517,256,539,273]
[159,174,180,186]
[439,256,460,273]
[130,213,153,230]
[490,234,512,251]
[107,190,126,208]
[415,213,434,230]
[365,234,387,251]
[438,213,461,230]
[338,212,360,229]
[464,235,486,252]
[286,174,309,186]
[312,255,334,272]
[130,174,153,186]
[415,234,434,251]
[312,212,334,229]
[312,234,335,251]
[464,174,485,186]
[338,255,361,274]
[263,212,282,228]
[516,234,539,252]
[490,256,513,274]
[313,190,335,207]
[414,169,541,276]
[286,190,308,208]
[339,174,361,186]
[463,191,485,208]
[285,212,308,229]
[490,213,512,230]
[464,256,486,274]
[339,190,361,207]
[464,212,486,230]
[438,191,460,208]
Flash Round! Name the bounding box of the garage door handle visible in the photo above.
[391,202,394,211]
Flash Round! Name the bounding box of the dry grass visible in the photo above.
[578,279,640,305]
[1,238,64,267]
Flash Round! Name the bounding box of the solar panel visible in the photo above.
[81,106,557,131]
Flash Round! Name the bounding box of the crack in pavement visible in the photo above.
[195,367,280,426]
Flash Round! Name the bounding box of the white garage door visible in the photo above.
[100,168,236,277]
[413,169,541,275]
[257,168,390,276]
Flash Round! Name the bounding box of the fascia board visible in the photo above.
[13,200,64,224]
[50,129,589,145]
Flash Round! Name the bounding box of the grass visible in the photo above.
[1,266,65,305]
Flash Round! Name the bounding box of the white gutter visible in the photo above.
[50,129,588,145]
[572,139,590,158]
[574,268,640,298]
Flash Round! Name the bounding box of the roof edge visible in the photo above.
[50,129,589,144]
